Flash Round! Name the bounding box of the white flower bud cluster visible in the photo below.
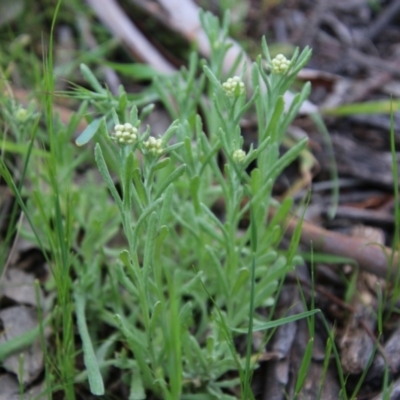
[222,76,245,98]
[114,123,138,144]
[15,107,28,122]
[143,136,163,155]
[271,54,290,74]
[232,149,246,163]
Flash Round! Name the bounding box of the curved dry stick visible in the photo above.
[214,196,398,278]
[85,0,175,73]
[285,214,399,279]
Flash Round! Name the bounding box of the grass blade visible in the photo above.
[74,291,105,395]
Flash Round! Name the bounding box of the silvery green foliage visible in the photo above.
[77,10,312,400]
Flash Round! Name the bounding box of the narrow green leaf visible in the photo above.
[116,262,139,297]
[94,144,124,215]
[322,99,400,116]
[132,198,163,248]
[118,91,128,117]
[205,246,229,298]
[149,301,163,337]
[113,314,153,387]
[318,337,333,399]
[295,337,314,394]
[250,202,258,253]
[130,368,146,399]
[139,103,155,121]
[74,291,104,395]
[154,164,186,199]
[103,61,162,80]
[168,277,183,398]
[80,64,105,93]
[184,137,196,173]
[200,203,228,243]
[0,315,51,361]
[190,175,201,214]
[263,95,285,142]
[159,185,173,225]
[266,137,307,182]
[299,253,357,265]
[132,168,148,208]
[123,152,136,211]
[231,310,320,333]
[152,157,171,172]
[0,140,49,157]
[162,120,180,143]
[142,211,158,292]
[198,220,224,244]
[243,243,256,399]
[203,65,223,89]
[96,120,120,174]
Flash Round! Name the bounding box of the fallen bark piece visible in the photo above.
[263,266,340,400]
[339,226,385,374]
[367,324,400,386]
[371,375,400,400]
[328,206,394,228]
[287,318,340,400]
[340,302,376,374]
[327,134,400,188]
[262,285,302,400]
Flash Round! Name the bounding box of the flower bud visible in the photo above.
[232,149,246,163]
[113,123,137,144]
[222,76,245,98]
[271,54,290,74]
[143,136,163,155]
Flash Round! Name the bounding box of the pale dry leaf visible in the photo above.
[0,269,38,307]
[0,306,43,385]
[0,0,25,27]
[0,373,45,400]
[0,374,19,400]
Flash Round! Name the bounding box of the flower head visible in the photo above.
[222,76,245,98]
[15,107,29,122]
[232,149,246,163]
[271,54,290,74]
[143,136,163,155]
[113,123,138,144]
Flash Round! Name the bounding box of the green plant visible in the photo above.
[71,10,314,399]
[0,6,318,399]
